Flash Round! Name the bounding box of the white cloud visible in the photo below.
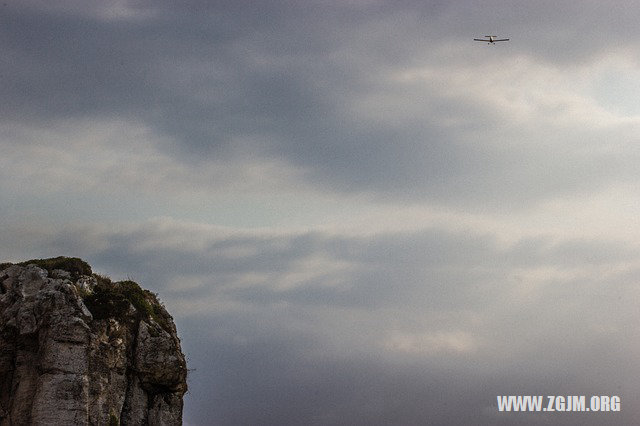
[384,330,478,355]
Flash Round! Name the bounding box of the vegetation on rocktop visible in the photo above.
[83,275,172,332]
[0,256,172,332]
[1,256,92,279]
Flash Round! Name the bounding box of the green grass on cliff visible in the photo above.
[83,275,172,332]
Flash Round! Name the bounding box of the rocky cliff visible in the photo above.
[0,257,187,425]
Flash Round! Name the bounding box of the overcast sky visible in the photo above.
[2,1,640,424]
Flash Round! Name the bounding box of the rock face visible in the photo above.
[0,257,187,425]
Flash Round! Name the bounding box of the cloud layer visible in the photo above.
[4,1,640,208]
[2,218,639,424]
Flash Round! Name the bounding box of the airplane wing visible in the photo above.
[473,39,488,42]
[493,39,509,42]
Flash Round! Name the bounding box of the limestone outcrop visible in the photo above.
[0,257,187,425]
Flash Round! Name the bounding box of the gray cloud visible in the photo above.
[181,320,637,426]
[2,220,639,424]
[4,1,640,207]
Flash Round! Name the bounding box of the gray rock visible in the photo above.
[0,260,187,426]
[51,269,72,280]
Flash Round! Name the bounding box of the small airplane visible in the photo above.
[474,35,509,44]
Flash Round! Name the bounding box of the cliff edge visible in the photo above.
[0,257,187,425]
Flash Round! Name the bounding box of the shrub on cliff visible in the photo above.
[3,256,92,279]
[83,276,172,332]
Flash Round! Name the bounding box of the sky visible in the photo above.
[2,1,640,424]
